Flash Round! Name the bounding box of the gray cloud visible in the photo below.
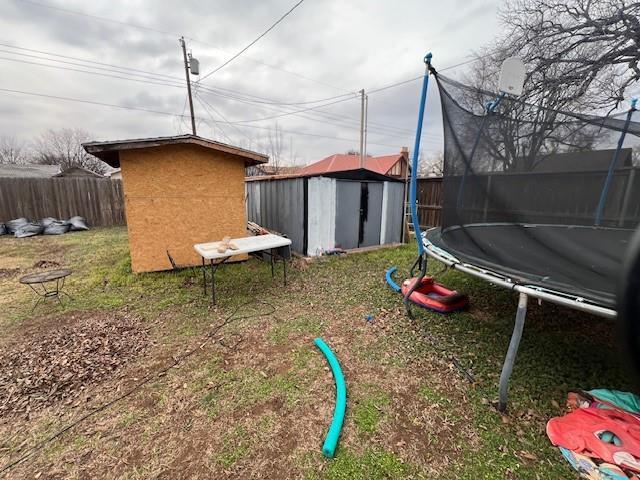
[0,0,504,164]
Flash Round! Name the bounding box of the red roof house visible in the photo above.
[300,148,409,179]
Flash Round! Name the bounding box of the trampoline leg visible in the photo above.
[498,292,528,412]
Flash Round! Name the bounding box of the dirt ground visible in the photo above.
[0,228,630,479]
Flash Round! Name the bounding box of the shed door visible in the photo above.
[359,182,383,247]
[335,181,360,249]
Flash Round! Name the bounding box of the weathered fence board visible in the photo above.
[0,177,125,226]
[416,177,443,227]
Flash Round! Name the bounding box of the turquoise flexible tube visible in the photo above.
[385,267,401,293]
[314,337,346,458]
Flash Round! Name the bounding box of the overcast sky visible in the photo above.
[0,0,503,165]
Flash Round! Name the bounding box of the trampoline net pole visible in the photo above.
[498,292,528,412]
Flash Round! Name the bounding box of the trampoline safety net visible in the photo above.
[428,74,640,309]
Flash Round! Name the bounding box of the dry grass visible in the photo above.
[0,227,629,479]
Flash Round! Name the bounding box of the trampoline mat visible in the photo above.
[426,224,632,308]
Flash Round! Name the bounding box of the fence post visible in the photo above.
[482,174,492,223]
[619,168,636,228]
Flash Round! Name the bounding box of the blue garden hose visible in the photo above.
[385,267,401,292]
[314,338,346,458]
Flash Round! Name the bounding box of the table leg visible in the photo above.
[55,278,62,304]
[270,249,275,278]
[210,259,216,305]
[202,256,207,296]
[30,296,44,313]
[284,245,290,286]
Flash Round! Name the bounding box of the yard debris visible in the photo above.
[0,311,150,418]
[0,267,20,279]
[15,222,44,238]
[67,216,89,231]
[4,217,28,235]
[33,260,61,269]
[1,216,89,238]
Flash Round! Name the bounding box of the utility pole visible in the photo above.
[363,93,368,161]
[359,89,365,168]
[180,36,197,136]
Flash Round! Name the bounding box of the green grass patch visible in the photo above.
[201,367,303,417]
[215,425,252,469]
[353,391,391,437]
[268,314,325,345]
[316,448,412,480]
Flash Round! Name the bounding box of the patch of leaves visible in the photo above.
[32,260,61,269]
[0,312,149,418]
[0,268,20,280]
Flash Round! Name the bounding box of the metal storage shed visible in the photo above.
[246,169,404,256]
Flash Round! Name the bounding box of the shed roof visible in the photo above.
[245,168,403,183]
[54,166,105,178]
[0,164,61,178]
[83,134,268,167]
[300,152,406,176]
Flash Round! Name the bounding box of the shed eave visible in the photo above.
[83,134,268,168]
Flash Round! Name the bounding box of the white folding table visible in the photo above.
[194,234,292,304]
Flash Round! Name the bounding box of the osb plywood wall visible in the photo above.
[120,144,247,272]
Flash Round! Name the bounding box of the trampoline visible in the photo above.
[397,54,640,411]
[426,224,631,312]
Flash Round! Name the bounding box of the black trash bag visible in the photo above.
[0,223,6,236]
[43,221,70,235]
[39,217,57,227]
[67,216,89,231]
[5,218,28,234]
[15,222,44,238]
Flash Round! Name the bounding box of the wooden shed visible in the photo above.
[83,135,268,273]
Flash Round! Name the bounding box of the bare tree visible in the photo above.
[264,122,285,173]
[0,136,27,164]
[32,128,108,174]
[451,0,640,173]
[500,0,639,112]
[419,151,444,177]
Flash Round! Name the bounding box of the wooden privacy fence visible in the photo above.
[415,168,640,229]
[0,177,125,226]
[416,177,443,228]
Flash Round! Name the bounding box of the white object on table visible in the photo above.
[194,233,292,259]
[194,233,293,305]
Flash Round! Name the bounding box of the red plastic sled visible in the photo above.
[401,276,469,313]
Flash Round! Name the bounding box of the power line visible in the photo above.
[0,53,418,139]
[368,75,423,95]
[0,49,440,143]
[14,1,485,106]
[199,0,307,81]
[18,0,176,36]
[0,41,356,107]
[0,49,184,85]
[0,86,408,148]
[0,41,183,82]
[230,96,357,124]
[367,55,492,96]
[195,88,441,141]
[15,0,346,93]
[196,95,235,144]
[0,87,187,117]
[0,55,186,88]
[196,92,253,143]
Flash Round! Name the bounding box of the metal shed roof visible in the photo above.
[83,134,268,168]
[245,168,403,183]
[0,164,61,178]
